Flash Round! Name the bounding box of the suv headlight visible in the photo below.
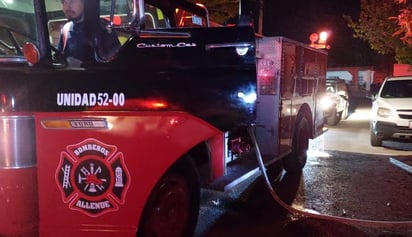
[377,107,393,117]
[321,96,334,110]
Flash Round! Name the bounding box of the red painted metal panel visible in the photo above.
[34,111,222,236]
[0,167,39,237]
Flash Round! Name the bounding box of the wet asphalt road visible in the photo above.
[195,100,412,237]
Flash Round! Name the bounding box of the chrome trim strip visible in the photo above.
[0,57,26,63]
[205,42,253,50]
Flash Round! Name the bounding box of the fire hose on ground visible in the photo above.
[247,126,412,229]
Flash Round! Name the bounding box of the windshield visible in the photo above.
[0,0,208,60]
[380,79,412,98]
[46,0,134,48]
[0,0,38,57]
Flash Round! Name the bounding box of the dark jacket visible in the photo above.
[58,19,120,62]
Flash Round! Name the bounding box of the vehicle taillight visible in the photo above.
[0,94,7,112]
[0,116,38,237]
[257,58,277,95]
[0,94,6,105]
[0,93,15,112]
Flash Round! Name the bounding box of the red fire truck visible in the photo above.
[0,0,327,236]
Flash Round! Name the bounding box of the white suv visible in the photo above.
[370,76,412,146]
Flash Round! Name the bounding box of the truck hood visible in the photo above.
[376,97,412,110]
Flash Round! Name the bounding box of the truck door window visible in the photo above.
[143,4,169,29]
[46,0,131,64]
[46,0,132,46]
[175,8,207,27]
[0,0,38,58]
[0,27,27,56]
[46,0,170,48]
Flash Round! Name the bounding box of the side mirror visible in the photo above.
[23,43,40,66]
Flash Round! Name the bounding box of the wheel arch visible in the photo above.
[187,141,213,187]
[136,153,201,237]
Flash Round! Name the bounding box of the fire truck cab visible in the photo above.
[0,0,327,237]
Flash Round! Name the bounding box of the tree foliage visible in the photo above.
[188,0,260,25]
[189,0,239,24]
[392,0,412,44]
[346,0,412,64]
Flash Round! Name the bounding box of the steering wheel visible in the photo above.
[0,25,23,55]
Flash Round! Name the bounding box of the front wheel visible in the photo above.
[137,157,200,237]
[283,116,310,173]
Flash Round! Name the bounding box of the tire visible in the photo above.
[283,116,310,173]
[370,130,382,147]
[326,108,340,126]
[137,156,200,237]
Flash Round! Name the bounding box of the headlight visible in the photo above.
[321,96,334,110]
[237,91,256,104]
[236,47,249,56]
[377,107,393,117]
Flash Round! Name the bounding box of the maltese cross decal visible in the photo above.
[56,138,131,217]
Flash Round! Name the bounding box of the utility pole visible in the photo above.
[258,0,263,34]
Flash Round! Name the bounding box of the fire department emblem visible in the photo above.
[56,138,131,217]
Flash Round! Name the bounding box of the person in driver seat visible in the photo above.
[58,0,121,63]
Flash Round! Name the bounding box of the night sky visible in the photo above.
[260,0,392,69]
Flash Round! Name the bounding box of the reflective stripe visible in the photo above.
[62,21,72,53]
